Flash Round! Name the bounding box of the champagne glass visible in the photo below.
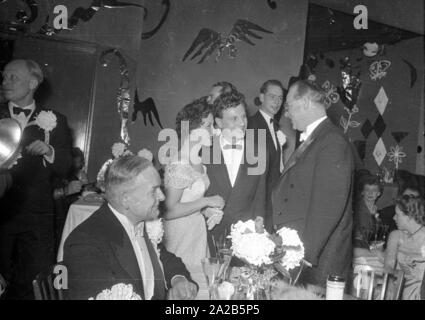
[201,258,221,300]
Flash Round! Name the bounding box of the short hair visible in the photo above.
[212,81,237,95]
[105,155,153,201]
[291,79,325,106]
[71,147,84,160]
[260,79,284,94]
[213,90,246,119]
[357,174,382,196]
[395,195,425,226]
[400,185,421,197]
[175,96,212,139]
[11,59,44,86]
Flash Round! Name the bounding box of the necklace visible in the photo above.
[408,226,424,238]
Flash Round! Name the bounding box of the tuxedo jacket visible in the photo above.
[204,134,269,250]
[63,203,194,300]
[272,119,354,286]
[248,111,282,232]
[0,104,72,218]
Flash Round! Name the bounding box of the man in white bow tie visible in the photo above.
[63,155,198,300]
[0,59,72,299]
[272,80,355,287]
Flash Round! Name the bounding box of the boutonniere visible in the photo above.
[421,245,425,258]
[35,110,57,145]
[276,130,287,146]
[145,218,164,255]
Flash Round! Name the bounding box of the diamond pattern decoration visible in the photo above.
[373,115,387,138]
[374,87,389,115]
[361,119,373,139]
[373,138,387,166]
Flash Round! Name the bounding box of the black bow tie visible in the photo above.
[223,144,242,150]
[13,106,32,117]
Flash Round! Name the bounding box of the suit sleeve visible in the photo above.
[63,234,115,300]
[251,142,269,220]
[303,134,353,265]
[158,243,197,289]
[48,112,72,177]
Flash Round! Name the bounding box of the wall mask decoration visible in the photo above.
[99,48,131,145]
[337,56,362,111]
[369,60,391,81]
[266,0,277,9]
[401,59,417,88]
[182,19,273,64]
[321,80,340,108]
[15,0,38,24]
[141,0,170,40]
[132,91,163,129]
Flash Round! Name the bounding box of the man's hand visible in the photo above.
[167,276,197,300]
[26,140,53,157]
[65,180,83,196]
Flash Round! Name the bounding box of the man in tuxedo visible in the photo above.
[203,90,268,254]
[272,80,354,287]
[63,155,198,300]
[248,80,286,232]
[0,59,72,299]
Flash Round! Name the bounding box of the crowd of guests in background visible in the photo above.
[1,58,425,300]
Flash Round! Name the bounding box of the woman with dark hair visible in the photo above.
[384,196,425,299]
[163,97,225,298]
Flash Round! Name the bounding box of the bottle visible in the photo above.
[326,275,345,300]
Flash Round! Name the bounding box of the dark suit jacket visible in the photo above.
[204,134,269,252]
[271,118,355,286]
[248,111,282,232]
[63,203,194,300]
[0,104,72,218]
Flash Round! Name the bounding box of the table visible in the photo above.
[56,194,209,299]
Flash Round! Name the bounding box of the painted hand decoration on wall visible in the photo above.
[182,19,273,64]
[132,91,163,129]
[141,0,170,40]
[402,59,417,88]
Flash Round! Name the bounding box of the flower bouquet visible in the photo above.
[89,283,141,300]
[227,217,305,299]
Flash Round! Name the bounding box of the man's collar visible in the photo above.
[8,100,36,110]
[300,116,327,142]
[259,109,273,123]
[108,203,144,237]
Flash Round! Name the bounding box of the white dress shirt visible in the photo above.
[220,134,244,187]
[259,109,277,149]
[108,204,155,300]
[299,116,327,142]
[9,101,55,164]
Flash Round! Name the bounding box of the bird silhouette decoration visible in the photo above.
[182,19,273,64]
[132,91,163,129]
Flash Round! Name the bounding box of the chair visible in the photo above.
[352,264,405,300]
[32,264,65,300]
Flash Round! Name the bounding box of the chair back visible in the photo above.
[32,264,65,300]
[352,264,404,300]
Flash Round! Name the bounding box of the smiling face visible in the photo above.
[215,104,247,142]
[123,166,165,224]
[260,84,283,117]
[362,184,381,204]
[2,60,38,106]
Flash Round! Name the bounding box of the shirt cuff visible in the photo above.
[44,145,55,164]
[170,275,187,287]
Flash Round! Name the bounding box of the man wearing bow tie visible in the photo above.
[0,59,72,299]
[203,91,268,254]
[272,80,354,287]
[248,80,287,232]
[63,155,197,300]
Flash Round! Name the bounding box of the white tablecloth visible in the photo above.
[56,196,209,299]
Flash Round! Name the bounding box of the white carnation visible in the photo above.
[421,245,425,258]
[276,227,305,270]
[89,283,141,300]
[232,232,275,266]
[35,110,57,132]
[276,130,287,146]
[138,148,153,162]
[145,218,164,245]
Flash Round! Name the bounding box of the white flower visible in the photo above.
[213,128,222,136]
[363,42,379,57]
[276,227,305,270]
[276,130,287,146]
[421,245,425,258]
[138,148,153,162]
[232,232,275,266]
[35,110,57,132]
[145,218,164,245]
[111,142,127,158]
[89,283,141,300]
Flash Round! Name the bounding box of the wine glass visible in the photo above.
[201,258,221,300]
